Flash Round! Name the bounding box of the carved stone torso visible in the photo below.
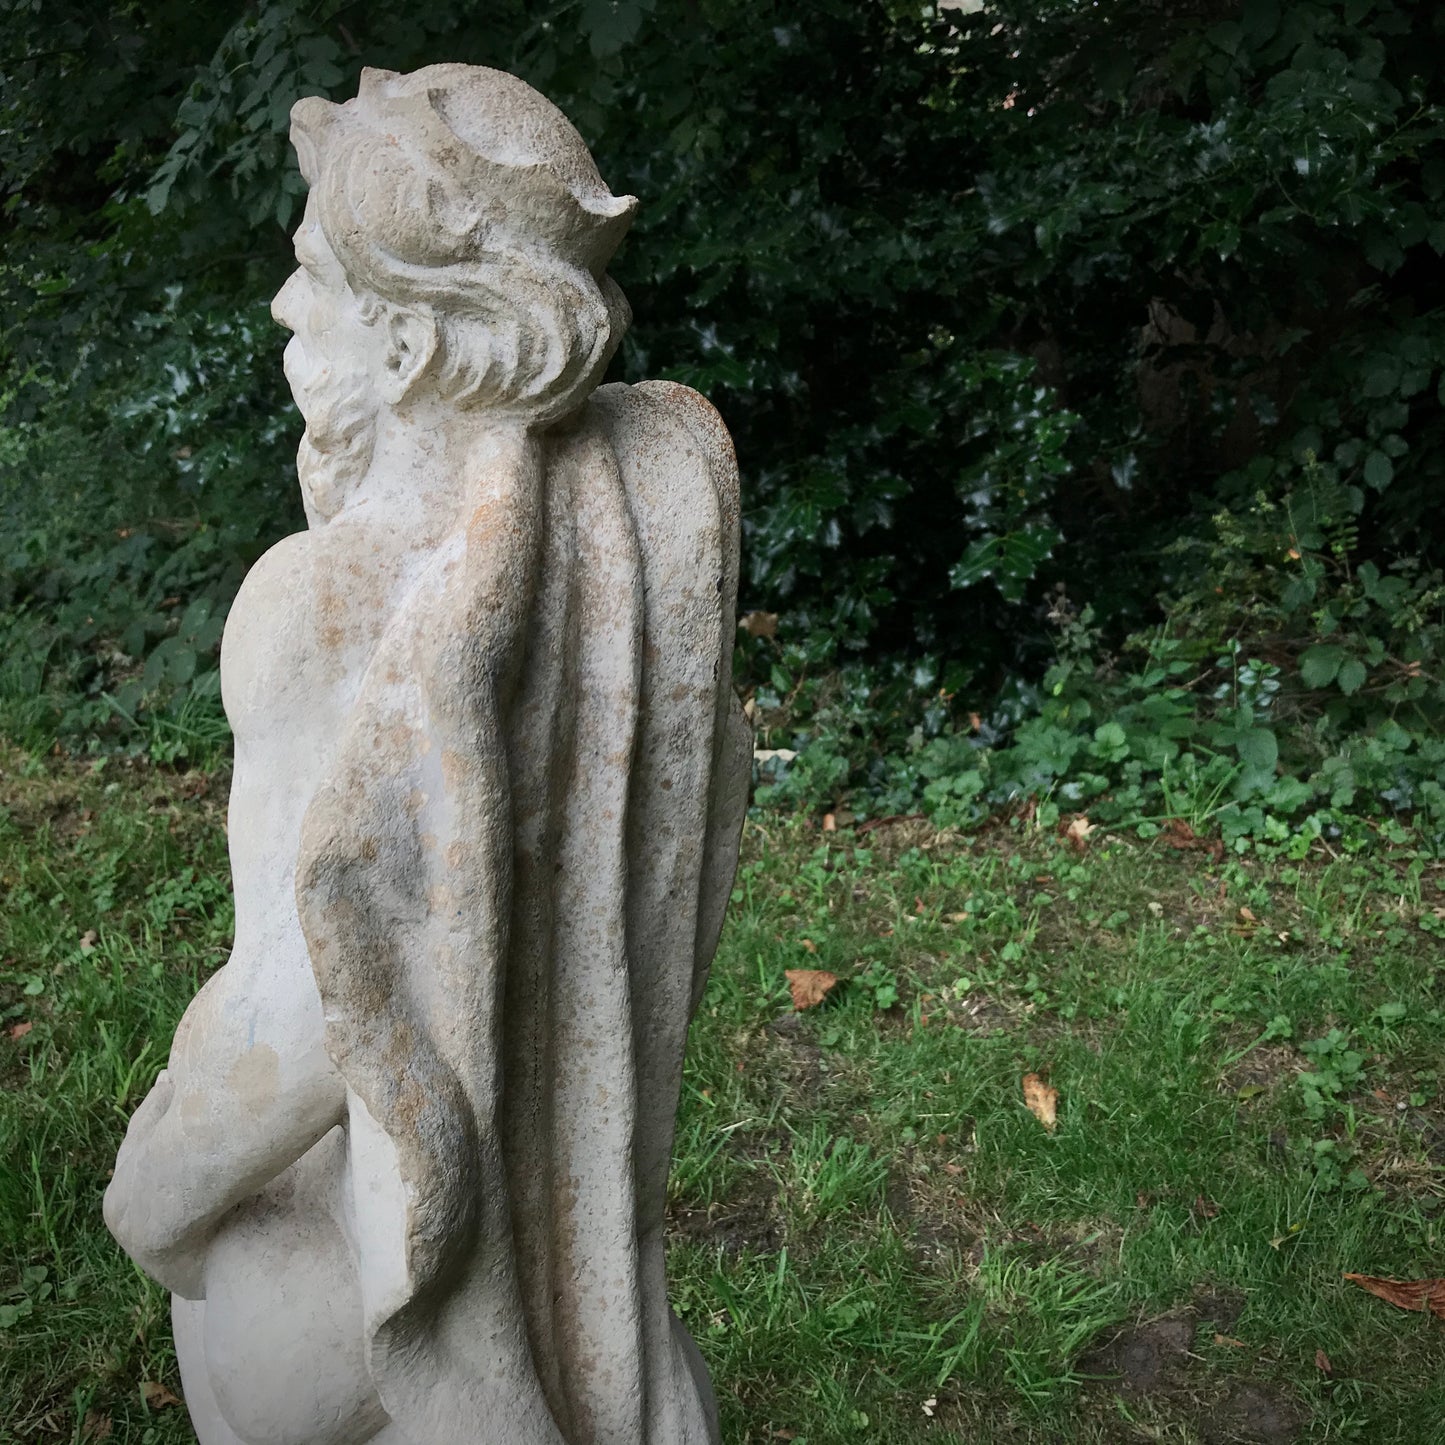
[104,61,749,1445]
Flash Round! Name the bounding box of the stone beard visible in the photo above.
[103,62,751,1445]
[287,331,380,525]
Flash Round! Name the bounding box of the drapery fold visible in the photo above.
[295,382,747,1445]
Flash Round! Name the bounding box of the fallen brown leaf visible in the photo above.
[7,1021,32,1041]
[1214,1333,1247,1348]
[1193,1194,1220,1220]
[1344,1273,1445,1318]
[785,969,839,1011]
[82,1411,112,1441]
[821,812,837,832]
[140,1381,182,1409]
[739,611,779,639]
[79,929,98,953]
[1160,817,1226,861]
[1022,1072,1058,1131]
[799,938,817,954]
[1315,1348,1334,1376]
[1064,814,1095,851]
[942,1162,962,1176]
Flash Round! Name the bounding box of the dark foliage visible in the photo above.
[2,1,1444,779]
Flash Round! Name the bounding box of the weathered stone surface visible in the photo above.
[104,63,748,1445]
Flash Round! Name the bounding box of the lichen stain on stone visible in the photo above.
[226,1042,280,1109]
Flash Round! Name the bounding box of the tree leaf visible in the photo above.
[785,969,839,1011]
[1299,644,1343,689]
[140,1381,183,1410]
[1362,450,1394,490]
[1344,1274,1445,1318]
[1336,658,1367,695]
[1235,728,1278,775]
[1022,1072,1058,1131]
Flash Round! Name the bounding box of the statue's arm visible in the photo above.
[106,543,349,1296]
[104,956,347,1297]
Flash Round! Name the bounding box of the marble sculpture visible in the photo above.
[105,62,750,1445]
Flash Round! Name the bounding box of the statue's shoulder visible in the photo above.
[584,381,739,531]
[224,530,314,647]
[222,526,385,731]
[221,531,319,729]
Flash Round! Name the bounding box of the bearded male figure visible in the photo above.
[104,64,750,1445]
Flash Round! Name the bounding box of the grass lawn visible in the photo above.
[3,744,1445,1443]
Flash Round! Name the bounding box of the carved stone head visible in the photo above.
[272,65,637,522]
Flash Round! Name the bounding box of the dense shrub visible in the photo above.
[2,0,1444,807]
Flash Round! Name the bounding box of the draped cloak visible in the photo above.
[295,381,750,1445]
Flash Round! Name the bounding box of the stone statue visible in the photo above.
[104,64,750,1445]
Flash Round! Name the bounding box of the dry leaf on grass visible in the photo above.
[1315,1348,1334,1376]
[79,929,98,953]
[739,610,779,639]
[785,969,839,1011]
[82,1411,111,1441]
[1064,814,1095,850]
[1159,817,1226,861]
[7,1021,33,1041]
[141,1381,182,1409]
[1214,1333,1247,1348]
[1344,1273,1445,1318]
[1022,1072,1058,1131]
